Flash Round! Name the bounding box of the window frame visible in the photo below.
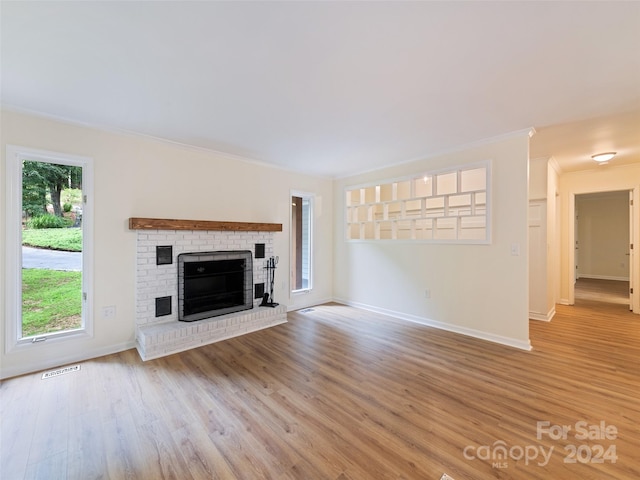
[5,145,94,352]
[290,190,314,294]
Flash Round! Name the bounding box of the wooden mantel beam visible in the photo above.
[128,217,282,232]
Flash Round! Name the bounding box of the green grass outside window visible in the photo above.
[22,269,82,337]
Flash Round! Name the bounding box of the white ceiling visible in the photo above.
[2,1,639,178]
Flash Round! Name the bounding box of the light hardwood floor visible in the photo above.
[1,300,639,480]
[575,277,630,306]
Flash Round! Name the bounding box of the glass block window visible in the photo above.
[345,161,491,243]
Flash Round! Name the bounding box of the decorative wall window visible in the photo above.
[345,161,490,243]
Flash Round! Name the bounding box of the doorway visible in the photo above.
[574,190,631,308]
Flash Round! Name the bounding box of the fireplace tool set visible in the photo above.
[260,256,279,307]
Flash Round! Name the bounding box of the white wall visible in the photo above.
[528,157,560,321]
[529,157,548,201]
[547,159,560,310]
[558,163,640,311]
[0,109,333,378]
[576,191,629,280]
[333,132,532,349]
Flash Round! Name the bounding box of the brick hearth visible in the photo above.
[137,304,287,361]
[132,223,285,360]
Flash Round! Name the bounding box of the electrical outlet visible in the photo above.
[102,305,116,319]
[440,474,455,480]
[424,289,431,299]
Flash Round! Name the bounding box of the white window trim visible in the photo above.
[291,190,314,294]
[5,145,94,353]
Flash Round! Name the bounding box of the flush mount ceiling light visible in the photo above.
[591,152,616,163]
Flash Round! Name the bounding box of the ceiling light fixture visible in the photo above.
[591,152,616,163]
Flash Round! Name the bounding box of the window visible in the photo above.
[345,161,491,243]
[291,192,313,292]
[5,146,93,350]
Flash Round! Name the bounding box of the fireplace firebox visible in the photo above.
[178,251,253,322]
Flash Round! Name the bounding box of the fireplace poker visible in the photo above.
[261,256,279,307]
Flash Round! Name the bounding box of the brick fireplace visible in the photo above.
[130,218,287,360]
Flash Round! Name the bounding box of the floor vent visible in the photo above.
[299,308,315,313]
[440,474,455,480]
[41,364,81,380]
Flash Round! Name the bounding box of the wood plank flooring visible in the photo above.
[1,300,639,479]
[575,277,630,306]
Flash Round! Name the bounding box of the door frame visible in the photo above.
[567,186,639,312]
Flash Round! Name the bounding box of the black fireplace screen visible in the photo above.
[178,251,253,321]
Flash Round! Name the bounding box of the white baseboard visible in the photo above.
[530,306,556,322]
[578,274,629,281]
[0,340,136,380]
[333,297,532,351]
